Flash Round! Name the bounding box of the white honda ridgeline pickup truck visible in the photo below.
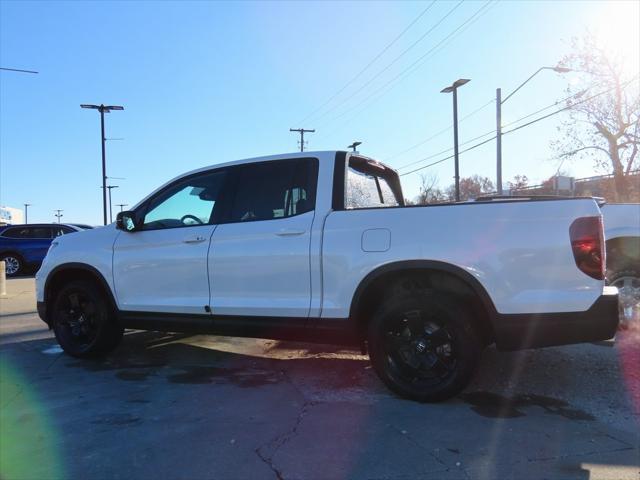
[36,151,619,401]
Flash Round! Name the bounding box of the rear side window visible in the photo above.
[227,158,318,223]
[1,227,52,238]
[346,157,402,209]
[53,226,75,237]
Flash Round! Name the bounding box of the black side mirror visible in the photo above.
[116,211,140,232]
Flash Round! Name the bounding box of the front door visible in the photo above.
[113,169,228,314]
[209,158,318,318]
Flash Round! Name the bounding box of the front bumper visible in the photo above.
[37,301,49,326]
[494,289,619,351]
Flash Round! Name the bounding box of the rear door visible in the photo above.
[209,158,318,318]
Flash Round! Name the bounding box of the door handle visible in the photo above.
[183,235,207,244]
[275,229,305,237]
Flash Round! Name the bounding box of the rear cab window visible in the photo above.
[345,156,403,209]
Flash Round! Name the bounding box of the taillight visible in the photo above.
[569,216,605,280]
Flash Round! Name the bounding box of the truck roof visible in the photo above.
[132,150,361,210]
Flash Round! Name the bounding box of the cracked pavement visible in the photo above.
[1,278,639,480]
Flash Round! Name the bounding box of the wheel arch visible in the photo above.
[43,263,118,324]
[349,260,498,345]
[605,235,640,271]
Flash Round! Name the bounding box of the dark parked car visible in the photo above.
[0,224,85,276]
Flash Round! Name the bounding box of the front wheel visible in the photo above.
[368,292,482,402]
[51,281,123,358]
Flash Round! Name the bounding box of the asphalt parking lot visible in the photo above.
[1,278,638,480]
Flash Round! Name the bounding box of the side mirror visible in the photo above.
[116,211,140,232]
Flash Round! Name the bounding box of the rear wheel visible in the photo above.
[1,253,23,277]
[51,281,123,358]
[368,291,482,402]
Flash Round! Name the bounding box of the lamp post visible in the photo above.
[54,210,63,223]
[105,185,119,223]
[441,79,471,202]
[24,203,31,224]
[116,203,128,213]
[80,104,124,225]
[496,66,571,194]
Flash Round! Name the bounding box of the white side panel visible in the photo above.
[321,199,604,318]
[112,225,216,314]
[36,225,119,303]
[209,212,314,317]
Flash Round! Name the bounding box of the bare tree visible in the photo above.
[553,32,639,201]
[415,173,446,204]
[508,174,529,193]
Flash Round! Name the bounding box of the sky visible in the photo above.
[1,0,639,225]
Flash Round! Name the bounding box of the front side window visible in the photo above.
[345,157,401,209]
[142,170,227,230]
[227,158,318,223]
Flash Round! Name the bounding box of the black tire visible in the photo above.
[51,280,123,358]
[368,291,482,402]
[607,268,640,328]
[1,252,24,277]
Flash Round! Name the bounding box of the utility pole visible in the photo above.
[54,210,63,223]
[496,88,502,195]
[106,185,119,223]
[441,79,470,202]
[348,141,362,153]
[289,128,315,152]
[116,203,128,213]
[24,203,32,224]
[81,104,124,225]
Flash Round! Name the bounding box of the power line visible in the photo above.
[385,98,495,162]
[398,77,639,177]
[400,136,496,176]
[297,1,436,126]
[398,128,496,171]
[307,1,464,126]
[315,1,495,133]
[0,67,38,74]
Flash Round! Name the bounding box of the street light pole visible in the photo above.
[106,185,119,223]
[24,203,31,224]
[54,210,63,223]
[116,203,128,213]
[495,66,571,194]
[81,104,124,225]
[441,79,471,202]
[100,108,107,225]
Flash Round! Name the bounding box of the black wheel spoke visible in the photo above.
[382,308,458,387]
[404,310,423,337]
[427,327,451,348]
[68,293,80,310]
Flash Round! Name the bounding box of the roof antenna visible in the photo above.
[348,141,362,153]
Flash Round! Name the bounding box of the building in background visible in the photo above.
[0,206,25,225]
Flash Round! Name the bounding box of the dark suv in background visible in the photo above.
[0,224,89,276]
